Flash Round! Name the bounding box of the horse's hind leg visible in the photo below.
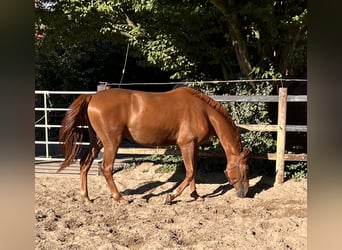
[79,140,102,202]
[100,140,128,204]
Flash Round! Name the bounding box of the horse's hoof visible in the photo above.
[164,194,172,205]
[190,191,204,201]
[190,191,198,199]
[82,196,93,203]
[196,196,204,202]
[116,197,129,204]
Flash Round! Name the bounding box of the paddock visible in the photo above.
[35,81,307,248]
[35,162,307,249]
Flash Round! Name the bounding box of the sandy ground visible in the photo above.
[35,163,307,249]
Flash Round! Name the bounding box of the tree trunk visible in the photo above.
[210,0,253,79]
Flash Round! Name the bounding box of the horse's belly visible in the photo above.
[125,126,178,146]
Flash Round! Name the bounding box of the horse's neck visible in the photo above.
[209,111,242,160]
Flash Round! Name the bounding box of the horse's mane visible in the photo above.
[181,87,236,124]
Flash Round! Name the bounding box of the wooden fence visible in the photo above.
[225,87,307,184]
[35,84,307,184]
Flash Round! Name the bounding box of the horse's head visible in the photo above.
[224,148,251,198]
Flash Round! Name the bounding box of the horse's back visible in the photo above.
[89,88,133,106]
[88,87,200,112]
[86,87,213,146]
[87,87,214,126]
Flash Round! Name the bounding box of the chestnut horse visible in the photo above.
[58,87,250,204]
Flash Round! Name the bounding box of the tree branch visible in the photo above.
[278,25,305,75]
[118,7,137,29]
[210,0,253,79]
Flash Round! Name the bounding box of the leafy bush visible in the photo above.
[284,162,307,179]
[189,81,276,154]
[124,154,183,173]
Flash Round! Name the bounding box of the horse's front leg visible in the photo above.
[165,142,201,204]
[189,177,204,201]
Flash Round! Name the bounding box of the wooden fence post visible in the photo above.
[275,87,288,185]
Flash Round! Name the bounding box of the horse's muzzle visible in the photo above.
[224,169,248,198]
[236,187,248,198]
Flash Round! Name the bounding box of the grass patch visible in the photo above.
[285,162,307,179]
[122,153,307,179]
[124,154,184,173]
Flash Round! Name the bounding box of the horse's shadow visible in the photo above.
[119,165,275,201]
[246,175,275,198]
[120,168,183,201]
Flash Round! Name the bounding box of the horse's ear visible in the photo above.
[242,147,251,157]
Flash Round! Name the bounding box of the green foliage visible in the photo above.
[36,0,306,82]
[124,154,183,173]
[285,162,307,179]
[189,81,276,154]
[225,82,276,153]
[155,164,178,174]
[122,153,306,180]
[35,46,97,90]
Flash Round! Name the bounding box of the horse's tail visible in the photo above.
[58,94,93,172]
